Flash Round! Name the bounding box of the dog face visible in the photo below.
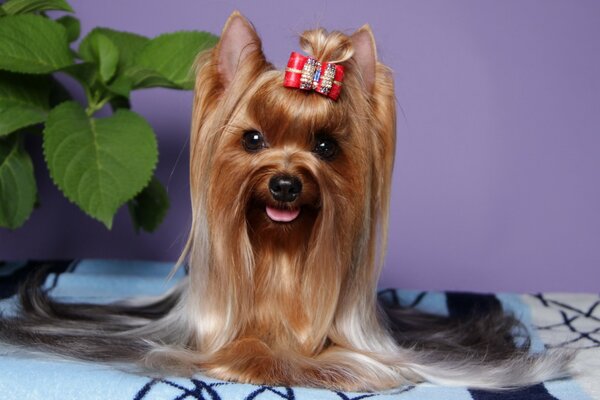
[210,71,367,252]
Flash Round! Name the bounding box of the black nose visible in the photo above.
[269,175,302,202]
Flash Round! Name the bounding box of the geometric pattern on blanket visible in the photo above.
[524,293,600,400]
[134,378,413,399]
[530,294,600,349]
[0,260,597,400]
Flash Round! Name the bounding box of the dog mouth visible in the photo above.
[265,205,301,223]
[246,174,320,227]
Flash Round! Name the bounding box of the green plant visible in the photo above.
[0,0,217,231]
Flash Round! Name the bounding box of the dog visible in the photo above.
[0,11,572,391]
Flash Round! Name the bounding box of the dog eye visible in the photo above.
[242,131,265,152]
[313,135,338,160]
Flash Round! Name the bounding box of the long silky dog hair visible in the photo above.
[0,12,572,391]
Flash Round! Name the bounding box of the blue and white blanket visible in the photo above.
[0,259,598,400]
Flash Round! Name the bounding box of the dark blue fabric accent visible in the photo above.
[132,377,385,400]
[132,379,157,400]
[446,291,503,319]
[406,291,428,308]
[334,392,378,400]
[135,378,227,400]
[470,383,558,400]
[247,386,295,400]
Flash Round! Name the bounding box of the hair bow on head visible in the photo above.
[283,52,345,101]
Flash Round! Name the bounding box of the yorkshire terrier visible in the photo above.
[0,12,571,391]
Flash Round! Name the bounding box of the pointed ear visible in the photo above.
[216,11,264,88]
[351,25,377,93]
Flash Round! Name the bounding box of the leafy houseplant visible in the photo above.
[0,0,218,231]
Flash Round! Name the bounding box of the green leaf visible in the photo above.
[125,66,180,90]
[0,71,50,136]
[1,0,73,15]
[85,28,149,73]
[0,135,36,229]
[135,31,218,89]
[128,176,169,233]
[77,28,150,96]
[79,32,119,83]
[56,15,80,43]
[106,74,132,97]
[0,15,73,73]
[44,101,157,228]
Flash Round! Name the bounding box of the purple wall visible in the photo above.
[1,1,599,293]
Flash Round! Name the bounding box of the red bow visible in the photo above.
[283,52,344,101]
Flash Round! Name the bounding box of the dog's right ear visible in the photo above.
[216,11,265,89]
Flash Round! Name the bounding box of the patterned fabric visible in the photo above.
[0,260,597,400]
[523,294,600,399]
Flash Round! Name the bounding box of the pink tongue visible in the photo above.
[266,206,300,222]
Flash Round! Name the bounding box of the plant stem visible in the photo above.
[86,96,112,117]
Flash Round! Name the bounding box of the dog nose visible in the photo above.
[269,175,302,202]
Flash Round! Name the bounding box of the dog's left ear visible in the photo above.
[216,11,266,88]
[351,25,396,277]
[351,25,377,93]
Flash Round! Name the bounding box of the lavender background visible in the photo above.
[1,1,599,293]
